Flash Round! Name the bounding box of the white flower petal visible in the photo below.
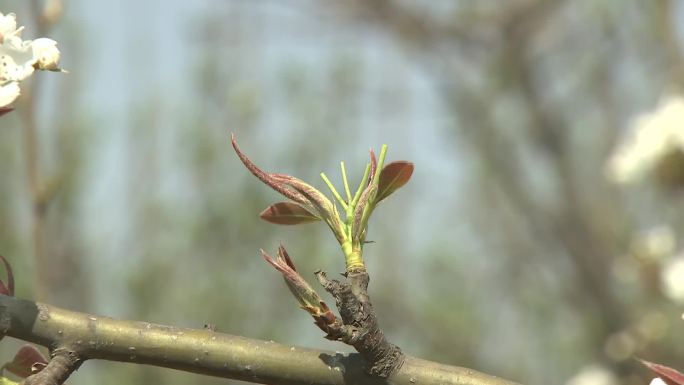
[0,13,18,42]
[633,225,676,261]
[0,11,63,109]
[0,48,35,82]
[662,256,684,303]
[31,38,60,70]
[606,96,684,184]
[0,81,20,107]
[565,365,617,385]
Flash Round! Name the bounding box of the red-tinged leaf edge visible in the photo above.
[368,149,377,185]
[377,161,414,202]
[639,358,684,385]
[277,245,297,271]
[260,249,293,275]
[352,184,376,240]
[260,202,321,225]
[2,345,48,379]
[304,301,339,338]
[0,255,14,296]
[0,107,13,118]
[230,134,308,205]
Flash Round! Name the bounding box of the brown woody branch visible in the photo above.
[23,348,82,385]
[316,269,404,378]
[0,295,520,385]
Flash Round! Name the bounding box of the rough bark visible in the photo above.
[23,348,82,385]
[316,269,404,377]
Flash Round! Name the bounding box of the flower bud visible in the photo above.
[31,38,60,70]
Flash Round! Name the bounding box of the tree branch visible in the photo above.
[0,295,519,385]
[316,269,404,377]
[23,348,82,385]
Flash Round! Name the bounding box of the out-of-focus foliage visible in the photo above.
[1,1,684,385]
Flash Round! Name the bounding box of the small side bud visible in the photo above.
[260,247,339,336]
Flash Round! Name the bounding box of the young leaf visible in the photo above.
[0,255,14,296]
[260,245,327,313]
[279,177,346,243]
[377,161,414,202]
[352,184,377,241]
[260,202,321,225]
[260,246,338,336]
[261,246,321,309]
[2,345,48,379]
[231,134,308,205]
[640,359,684,385]
[368,149,377,185]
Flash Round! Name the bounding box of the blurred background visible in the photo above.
[1,1,684,384]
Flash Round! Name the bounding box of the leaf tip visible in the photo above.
[260,249,275,265]
[0,255,14,296]
[639,358,684,385]
[277,245,297,271]
[230,132,239,151]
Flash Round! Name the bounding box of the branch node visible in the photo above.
[23,347,83,385]
[316,268,404,377]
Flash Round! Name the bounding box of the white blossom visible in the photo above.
[0,11,62,108]
[0,12,18,41]
[31,38,60,70]
[633,225,676,261]
[650,378,667,385]
[661,254,684,303]
[606,96,684,184]
[565,365,618,385]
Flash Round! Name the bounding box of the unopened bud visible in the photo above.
[31,38,60,70]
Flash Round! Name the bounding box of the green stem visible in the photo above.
[340,161,352,204]
[320,172,348,211]
[342,242,364,269]
[350,164,371,207]
[373,145,388,185]
[354,145,388,245]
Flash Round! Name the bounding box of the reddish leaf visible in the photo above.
[640,359,684,385]
[276,245,297,272]
[377,161,414,202]
[352,184,376,240]
[0,255,14,296]
[274,177,346,243]
[260,246,322,310]
[261,247,339,337]
[2,345,48,378]
[368,149,377,184]
[0,108,13,118]
[260,202,321,225]
[231,134,308,205]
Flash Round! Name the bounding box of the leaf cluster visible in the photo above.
[231,134,413,269]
